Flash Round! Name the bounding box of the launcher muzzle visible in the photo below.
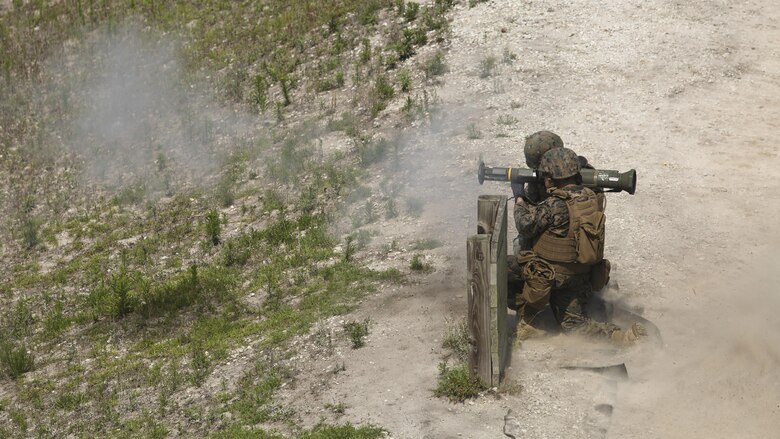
[478,160,636,195]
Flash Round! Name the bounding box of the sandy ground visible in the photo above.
[293,0,780,438]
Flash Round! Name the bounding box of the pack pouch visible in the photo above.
[521,258,556,307]
[575,210,605,265]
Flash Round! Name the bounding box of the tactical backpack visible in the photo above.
[532,188,605,265]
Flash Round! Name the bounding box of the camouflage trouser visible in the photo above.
[549,272,621,338]
[507,259,620,339]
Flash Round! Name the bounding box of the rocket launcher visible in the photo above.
[477,160,636,195]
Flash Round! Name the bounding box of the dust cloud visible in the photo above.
[388,104,496,242]
[54,23,255,195]
[611,247,780,438]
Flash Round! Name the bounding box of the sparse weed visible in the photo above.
[410,254,433,272]
[43,300,72,338]
[424,50,448,78]
[254,74,269,113]
[114,184,146,206]
[205,209,222,246]
[359,38,372,64]
[358,0,383,26]
[343,319,370,349]
[328,111,359,137]
[363,201,377,224]
[497,114,517,125]
[434,362,486,402]
[343,235,356,262]
[190,340,211,386]
[299,423,385,439]
[21,216,40,249]
[223,241,251,267]
[395,0,407,15]
[229,360,284,425]
[267,135,314,183]
[466,123,482,139]
[346,185,372,204]
[385,198,398,219]
[381,239,400,256]
[479,55,498,78]
[55,392,86,411]
[7,300,35,339]
[354,229,374,249]
[358,137,393,165]
[0,341,35,379]
[375,75,395,100]
[411,238,443,250]
[9,410,27,433]
[405,197,424,217]
[404,2,420,21]
[502,46,517,64]
[492,77,505,94]
[393,28,427,61]
[325,402,347,416]
[216,182,235,208]
[422,5,449,32]
[442,319,470,362]
[263,189,286,213]
[399,70,412,92]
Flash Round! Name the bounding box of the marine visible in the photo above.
[512,147,644,344]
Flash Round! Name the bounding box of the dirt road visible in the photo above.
[302,1,780,437]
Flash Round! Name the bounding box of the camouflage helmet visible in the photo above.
[524,131,564,168]
[538,147,580,179]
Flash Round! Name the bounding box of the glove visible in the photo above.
[511,182,525,199]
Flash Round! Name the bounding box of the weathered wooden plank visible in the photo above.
[491,198,508,386]
[467,235,491,385]
[477,195,504,235]
[472,195,510,387]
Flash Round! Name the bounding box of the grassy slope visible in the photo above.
[0,0,456,438]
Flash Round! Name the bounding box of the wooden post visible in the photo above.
[468,195,508,387]
[467,235,491,384]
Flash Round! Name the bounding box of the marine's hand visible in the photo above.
[511,182,526,199]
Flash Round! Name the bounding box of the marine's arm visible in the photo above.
[513,197,552,239]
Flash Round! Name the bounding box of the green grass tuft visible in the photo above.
[434,362,486,402]
[442,319,470,363]
[343,319,370,349]
[410,254,433,272]
[205,209,222,246]
[0,341,35,379]
[299,423,386,439]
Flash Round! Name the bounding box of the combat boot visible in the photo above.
[516,319,547,341]
[515,305,546,341]
[610,322,647,346]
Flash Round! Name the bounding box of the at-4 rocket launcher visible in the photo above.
[477,160,637,195]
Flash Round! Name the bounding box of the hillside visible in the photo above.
[0,1,460,437]
[3,0,780,438]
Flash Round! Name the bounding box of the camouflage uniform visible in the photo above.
[513,131,604,251]
[514,185,620,337]
[510,147,622,339]
[512,131,564,254]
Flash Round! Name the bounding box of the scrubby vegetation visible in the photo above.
[435,319,485,402]
[434,362,486,402]
[0,0,462,436]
